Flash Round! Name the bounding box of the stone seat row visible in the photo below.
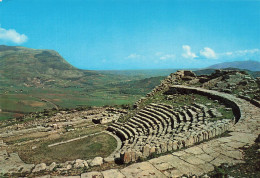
[107,102,223,160]
[119,119,232,163]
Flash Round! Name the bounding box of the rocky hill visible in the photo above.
[134,69,260,108]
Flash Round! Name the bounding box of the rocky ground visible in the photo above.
[0,106,127,176]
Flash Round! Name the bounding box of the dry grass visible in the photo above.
[11,133,117,165]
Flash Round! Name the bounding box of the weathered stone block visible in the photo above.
[130,151,136,162]
[142,144,151,157]
[90,157,103,167]
[81,171,103,178]
[155,146,162,154]
[167,141,173,151]
[121,151,131,163]
[186,136,195,146]
[161,142,168,153]
[198,133,204,142]
[150,146,156,154]
[203,131,209,140]
[172,141,178,150]
[32,163,47,173]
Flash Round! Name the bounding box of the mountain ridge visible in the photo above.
[207,60,260,71]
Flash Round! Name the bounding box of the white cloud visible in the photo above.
[155,52,163,56]
[225,52,233,56]
[0,27,28,44]
[200,47,217,59]
[220,48,260,58]
[159,54,175,60]
[126,53,141,59]
[182,45,197,59]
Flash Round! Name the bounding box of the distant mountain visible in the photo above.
[207,60,260,71]
[193,68,260,78]
[0,45,100,87]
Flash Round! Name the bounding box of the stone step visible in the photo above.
[189,105,202,112]
[124,123,138,137]
[140,109,167,132]
[151,103,174,110]
[111,123,133,140]
[187,108,198,122]
[147,107,173,123]
[143,107,169,126]
[138,111,161,125]
[107,125,129,141]
[130,117,151,134]
[148,105,179,129]
[128,118,146,135]
[135,114,157,130]
[151,103,177,116]
[148,104,174,119]
[179,109,192,122]
[141,108,168,135]
[139,110,164,128]
[193,103,211,118]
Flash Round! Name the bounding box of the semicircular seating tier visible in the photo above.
[107,97,234,163]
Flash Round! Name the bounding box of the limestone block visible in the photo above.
[74,159,88,168]
[52,176,80,178]
[191,135,198,144]
[155,146,162,154]
[136,151,143,161]
[167,141,173,151]
[198,133,204,142]
[208,130,213,138]
[160,142,168,153]
[89,157,103,167]
[172,141,178,150]
[142,144,151,157]
[81,171,103,178]
[120,162,167,178]
[130,151,136,162]
[186,136,195,146]
[48,162,56,171]
[101,169,125,178]
[66,164,72,170]
[150,146,156,154]
[120,151,131,163]
[32,163,47,173]
[203,131,209,140]
[209,129,214,138]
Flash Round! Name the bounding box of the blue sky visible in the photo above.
[0,0,260,70]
